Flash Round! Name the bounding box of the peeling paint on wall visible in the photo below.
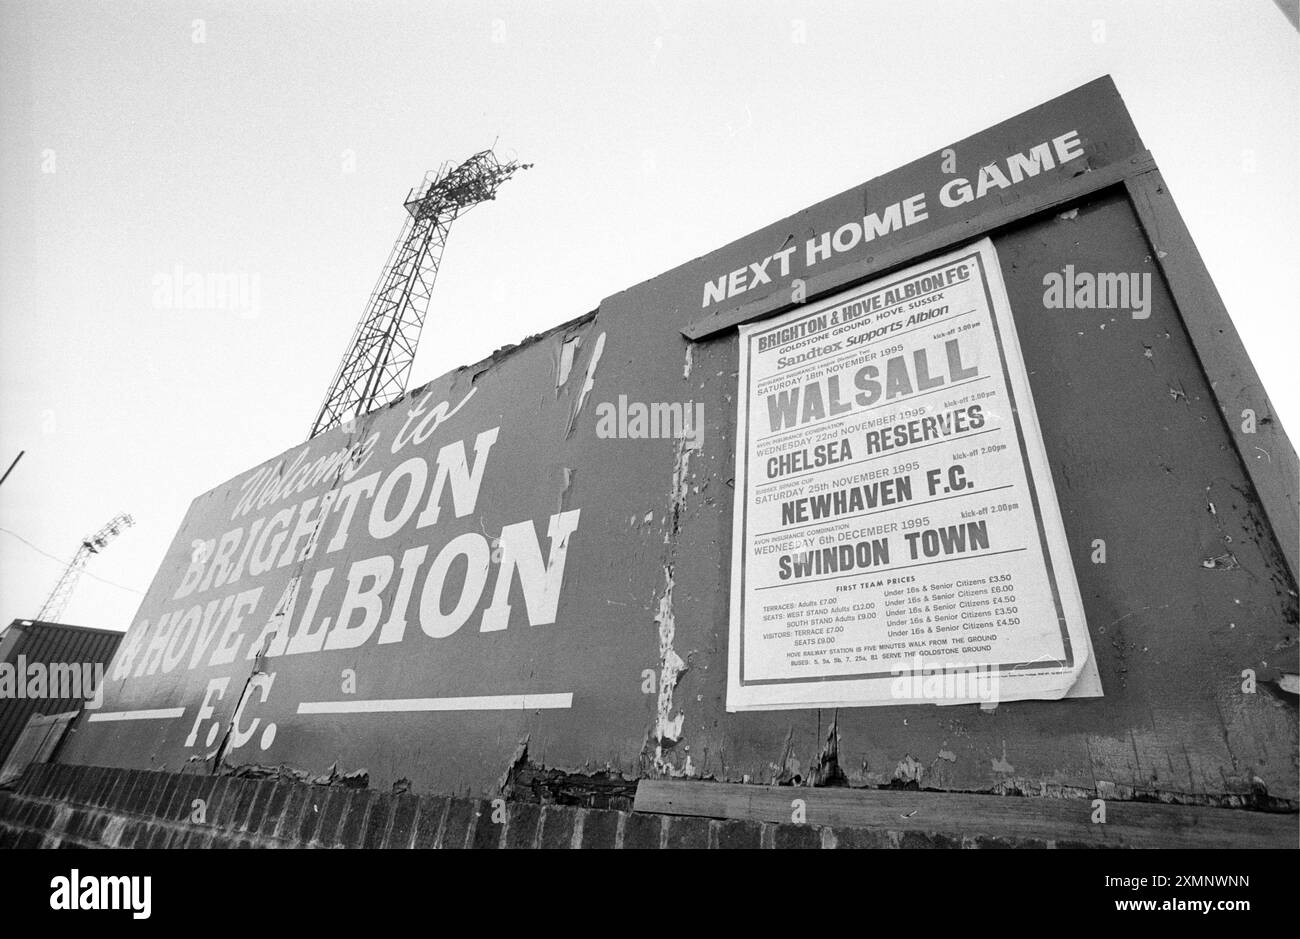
[808,713,847,787]
[991,741,1016,775]
[651,432,701,778]
[566,330,606,436]
[556,335,581,389]
[653,567,686,757]
[892,755,925,788]
[558,467,575,514]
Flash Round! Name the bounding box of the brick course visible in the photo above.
[0,761,1058,849]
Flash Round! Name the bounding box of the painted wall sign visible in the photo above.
[699,132,1088,311]
[728,239,1097,710]
[57,334,612,783]
[58,78,1293,803]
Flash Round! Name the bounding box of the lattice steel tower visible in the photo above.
[37,513,134,622]
[309,149,530,438]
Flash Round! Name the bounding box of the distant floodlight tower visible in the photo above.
[37,513,134,623]
[309,149,531,439]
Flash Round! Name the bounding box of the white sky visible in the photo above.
[1,0,1296,632]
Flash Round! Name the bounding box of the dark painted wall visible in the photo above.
[57,81,1296,805]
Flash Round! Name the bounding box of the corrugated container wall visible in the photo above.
[0,620,122,766]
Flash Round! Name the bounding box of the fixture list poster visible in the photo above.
[727,238,1097,710]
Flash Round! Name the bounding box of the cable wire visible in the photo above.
[0,527,146,595]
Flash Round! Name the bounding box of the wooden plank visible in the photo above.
[0,711,74,787]
[634,780,1298,849]
[681,151,1157,341]
[35,711,78,763]
[1125,169,1298,584]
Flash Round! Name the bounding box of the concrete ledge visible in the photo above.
[634,779,1299,849]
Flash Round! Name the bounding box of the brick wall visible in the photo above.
[0,762,1066,848]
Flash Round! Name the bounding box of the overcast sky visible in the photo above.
[1,0,1296,632]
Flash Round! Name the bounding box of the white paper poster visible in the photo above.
[727,238,1098,710]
